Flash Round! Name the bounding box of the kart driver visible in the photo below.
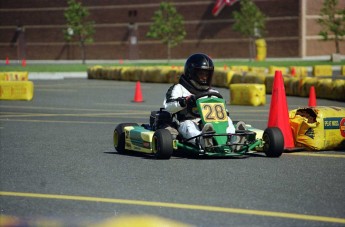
[163,53,235,148]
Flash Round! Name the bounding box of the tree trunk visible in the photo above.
[167,42,171,63]
[335,35,340,54]
[249,37,255,61]
[81,40,86,64]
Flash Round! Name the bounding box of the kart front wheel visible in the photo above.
[152,129,173,159]
[263,127,284,157]
[114,123,138,154]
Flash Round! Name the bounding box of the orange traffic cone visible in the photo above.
[308,86,317,107]
[268,70,295,149]
[291,67,296,77]
[22,58,26,67]
[6,56,9,65]
[133,81,143,102]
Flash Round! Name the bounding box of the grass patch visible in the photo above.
[0,59,343,72]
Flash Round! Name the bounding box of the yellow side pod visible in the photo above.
[0,81,34,101]
[229,83,266,106]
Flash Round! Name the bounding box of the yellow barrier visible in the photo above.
[0,72,28,81]
[312,65,332,77]
[342,65,345,76]
[290,66,308,77]
[230,66,249,73]
[249,67,266,74]
[229,83,266,106]
[289,106,345,150]
[0,81,34,101]
[268,66,288,76]
[255,38,266,61]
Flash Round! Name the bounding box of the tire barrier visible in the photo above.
[0,80,34,100]
[87,65,345,102]
[230,65,249,73]
[268,66,288,76]
[312,65,332,77]
[289,106,345,150]
[229,83,266,106]
[0,71,28,81]
[290,66,308,77]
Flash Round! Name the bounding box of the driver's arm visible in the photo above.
[163,84,191,114]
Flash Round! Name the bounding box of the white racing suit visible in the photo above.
[163,82,235,144]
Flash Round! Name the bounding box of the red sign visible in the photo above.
[340,118,345,137]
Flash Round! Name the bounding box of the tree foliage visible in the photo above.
[317,0,345,54]
[232,0,266,60]
[63,0,95,64]
[147,2,186,61]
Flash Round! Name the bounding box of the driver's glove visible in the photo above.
[186,95,197,108]
[177,95,196,108]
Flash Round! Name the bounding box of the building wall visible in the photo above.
[304,0,345,56]
[0,0,343,61]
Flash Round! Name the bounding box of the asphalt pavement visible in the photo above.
[0,79,345,226]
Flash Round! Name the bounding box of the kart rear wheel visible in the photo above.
[152,129,173,159]
[114,123,138,154]
[263,127,284,157]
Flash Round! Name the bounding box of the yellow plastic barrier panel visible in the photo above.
[230,65,249,73]
[249,67,267,74]
[0,72,28,81]
[255,38,266,61]
[289,106,345,150]
[229,83,266,106]
[0,81,34,101]
[268,66,288,76]
[290,66,308,77]
[312,65,332,77]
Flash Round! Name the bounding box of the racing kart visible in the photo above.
[113,92,284,159]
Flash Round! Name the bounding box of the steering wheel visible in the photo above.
[187,92,223,117]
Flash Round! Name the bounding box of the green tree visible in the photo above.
[317,0,345,54]
[63,0,95,64]
[147,2,186,61]
[232,0,266,61]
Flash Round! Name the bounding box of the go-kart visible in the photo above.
[113,92,284,159]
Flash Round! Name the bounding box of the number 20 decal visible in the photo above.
[201,103,227,122]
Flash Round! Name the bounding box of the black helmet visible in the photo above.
[184,53,214,91]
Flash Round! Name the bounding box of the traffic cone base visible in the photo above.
[133,81,144,102]
[268,70,295,149]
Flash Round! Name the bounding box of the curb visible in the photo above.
[28,72,87,80]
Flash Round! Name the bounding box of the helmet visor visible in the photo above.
[194,68,213,85]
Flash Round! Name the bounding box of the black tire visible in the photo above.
[263,127,284,157]
[152,129,173,159]
[114,123,138,154]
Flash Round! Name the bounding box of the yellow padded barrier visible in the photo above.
[341,65,345,76]
[289,106,345,150]
[229,83,266,106]
[268,66,288,76]
[0,81,34,101]
[249,67,266,74]
[230,66,249,73]
[312,65,332,77]
[0,72,28,81]
[290,66,308,77]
